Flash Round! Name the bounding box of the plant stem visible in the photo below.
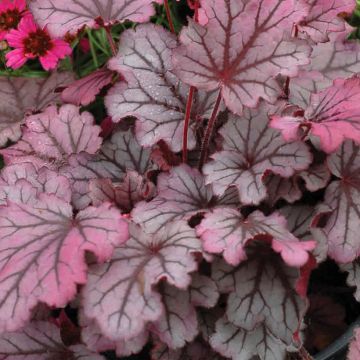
[198,90,222,170]
[182,86,196,163]
[86,29,99,67]
[164,0,175,33]
[105,27,117,56]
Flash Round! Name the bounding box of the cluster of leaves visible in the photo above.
[1,0,360,359]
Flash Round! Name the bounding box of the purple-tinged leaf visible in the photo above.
[280,205,328,262]
[62,69,114,106]
[203,103,312,204]
[132,164,239,233]
[348,328,360,360]
[272,77,360,153]
[30,0,160,37]
[211,317,287,360]
[265,174,302,205]
[106,24,219,151]
[341,260,360,302]
[0,196,128,332]
[0,321,105,359]
[80,315,148,356]
[190,274,219,308]
[0,72,73,147]
[89,171,155,213]
[197,208,314,266]
[266,163,331,205]
[289,31,360,108]
[0,104,102,168]
[173,0,310,114]
[314,141,360,262]
[211,248,306,359]
[0,163,71,204]
[82,221,201,341]
[151,340,225,360]
[297,0,355,43]
[61,128,155,209]
[150,284,198,349]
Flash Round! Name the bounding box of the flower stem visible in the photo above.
[105,27,117,56]
[164,0,175,33]
[182,86,196,163]
[198,90,222,170]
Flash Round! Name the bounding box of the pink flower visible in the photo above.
[5,16,72,70]
[0,0,29,40]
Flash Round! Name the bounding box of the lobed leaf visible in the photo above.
[0,104,102,168]
[0,321,105,359]
[0,72,73,148]
[106,24,219,151]
[82,221,201,341]
[173,0,311,114]
[203,102,312,204]
[314,141,360,262]
[197,207,314,266]
[30,0,161,37]
[0,195,128,332]
[132,164,239,233]
[272,77,360,153]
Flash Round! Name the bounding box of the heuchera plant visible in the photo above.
[0,0,360,359]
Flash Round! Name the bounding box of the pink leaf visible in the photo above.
[0,321,105,359]
[197,207,314,266]
[30,0,159,37]
[173,0,310,114]
[0,196,128,332]
[289,31,360,108]
[203,102,312,204]
[211,249,307,359]
[314,141,360,262]
[297,0,355,43]
[272,77,360,153]
[106,24,220,151]
[150,284,198,349]
[0,104,102,168]
[0,72,73,147]
[89,171,155,213]
[82,221,201,341]
[0,163,71,204]
[190,274,219,308]
[80,315,149,356]
[132,164,239,233]
[61,127,155,209]
[280,205,328,262]
[61,69,114,106]
[348,328,360,360]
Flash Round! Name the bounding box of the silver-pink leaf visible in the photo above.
[173,0,310,114]
[0,321,104,359]
[272,77,360,153]
[297,0,355,43]
[132,164,239,233]
[82,221,201,341]
[150,284,198,349]
[348,328,360,360]
[314,141,360,262]
[0,72,73,147]
[341,260,360,302]
[30,0,161,37]
[0,104,102,168]
[61,69,114,106]
[197,208,314,267]
[203,102,312,204]
[106,24,219,151]
[0,196,128,332]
